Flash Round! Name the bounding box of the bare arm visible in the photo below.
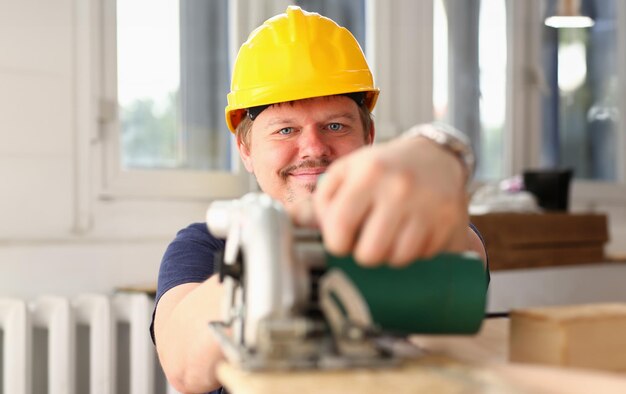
[154,277,225,393]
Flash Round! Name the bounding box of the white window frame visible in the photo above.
[88,0,434,201]
[71,0,626,247]
[92,0,267,201]
[367,0,434,141]
[81,0,626,205]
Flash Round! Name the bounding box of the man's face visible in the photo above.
[237,95,374,207]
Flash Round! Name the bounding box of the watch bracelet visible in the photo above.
[401,122,475,183]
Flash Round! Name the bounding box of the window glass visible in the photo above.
[433,0,507,181]
[541,0,618,181]
[295,0,366,48]
[433,0,449,121]
[478,0,507,180]
[116,0,230,171]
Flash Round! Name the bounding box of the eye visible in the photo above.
[277,127,294,135]
[327,123,343,132]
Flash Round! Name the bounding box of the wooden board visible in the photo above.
[470,213,608,270]
[217,356,522,394]
[217,319,626,394]
[218,356,626,394]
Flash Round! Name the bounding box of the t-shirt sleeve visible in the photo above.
[151,222,225,344]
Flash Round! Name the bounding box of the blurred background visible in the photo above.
[1,0,626,393]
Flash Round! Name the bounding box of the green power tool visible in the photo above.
[206,193,488,370]
[326,252,486,335]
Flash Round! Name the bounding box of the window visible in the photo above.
[101,0,366,199]
[540,0,620,181]
[477,0,507,180]
[295,0,366,47]
[100,0,246,199]
[116,0,365,172]
[117,0,231,172]
[433,0,507,181]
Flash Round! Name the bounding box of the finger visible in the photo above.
[352,198,407,267]
[421,222,451,257]
[387,212,432,266]
[352,171,414,266]
[441,218,470,253]
[419,204,458,257]
[318,162,384,256]
[314,159,347,212]
[285,197,318,228]
[320,182,373,256]
[437,198,470,254]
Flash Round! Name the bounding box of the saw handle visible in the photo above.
[325,253,488,335]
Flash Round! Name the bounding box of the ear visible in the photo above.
[236,135,254,173]
[366,121,376,145]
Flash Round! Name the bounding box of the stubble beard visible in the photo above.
[280,158,331,203]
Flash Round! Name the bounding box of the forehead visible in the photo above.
[275,95,356,108]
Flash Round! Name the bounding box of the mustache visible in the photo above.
[279,158,332,179]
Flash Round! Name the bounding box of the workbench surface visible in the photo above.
[218,318,626,394]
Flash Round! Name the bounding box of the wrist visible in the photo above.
[402,123,475,184]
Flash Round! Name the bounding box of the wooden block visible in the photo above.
[510,303,626,372]
[470,213,609,247]
[487,245,605,270]
[470,213,609,270]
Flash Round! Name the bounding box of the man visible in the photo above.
[152,6,488,393]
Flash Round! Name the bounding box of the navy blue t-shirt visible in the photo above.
[151,222,225,394]
[151,223,224,341]
[155,223,224,305]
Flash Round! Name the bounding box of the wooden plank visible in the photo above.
[217,356,517,394]
[487,246,605,270]
[470,213,609,270]
[470,213,608,247]
[217,319,626,394]
[217,319,511,393]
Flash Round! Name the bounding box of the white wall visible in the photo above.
[1,0,74,239]
[0,0,208,300]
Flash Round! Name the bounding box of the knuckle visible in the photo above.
[389,251,411,267]
[363,156,386,178]
[389,241,411,266]
[323,234,349,256]
[323,214,356,254]
[388,170,414,200]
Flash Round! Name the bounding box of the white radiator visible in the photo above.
[0,292,176,394]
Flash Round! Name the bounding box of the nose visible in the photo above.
[298,126,332,159]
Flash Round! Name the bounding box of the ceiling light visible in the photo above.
[545,0,595,28]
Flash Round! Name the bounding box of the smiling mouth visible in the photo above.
[280,158,332,181]
[289,168,326,181]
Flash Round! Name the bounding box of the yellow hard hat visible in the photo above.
[225,5,379,132]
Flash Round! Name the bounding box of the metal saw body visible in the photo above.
[205,193,487,371]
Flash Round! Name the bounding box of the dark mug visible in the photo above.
[523,168,573,211]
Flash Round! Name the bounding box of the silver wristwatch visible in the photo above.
[402,122,475,182]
